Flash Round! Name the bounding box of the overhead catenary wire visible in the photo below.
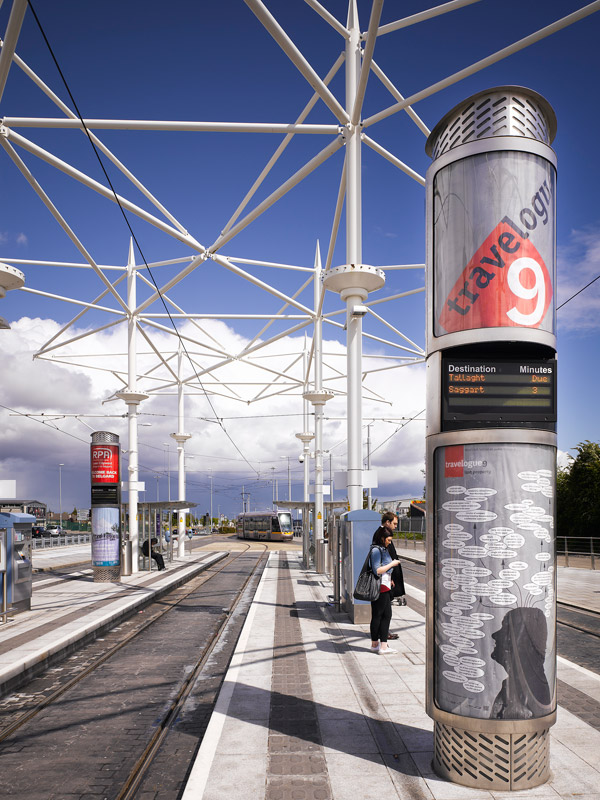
[557,274,600,311]
[24,0,259,477]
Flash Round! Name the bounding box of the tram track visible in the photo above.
[556,602,600,640]
[0,551,232,743]
[116,544,268,800]
[0,544,269,799]
[0,549,259,744]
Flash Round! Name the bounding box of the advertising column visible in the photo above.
[90,431,121,582]
[425,87,557,791]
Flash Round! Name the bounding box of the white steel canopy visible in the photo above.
[0,1,598,536]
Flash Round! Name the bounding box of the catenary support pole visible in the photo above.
[345,1,363,512]
[116,241,148,574]
[296,338,314,567]
[172,343,192,559]
[323,2,385,510]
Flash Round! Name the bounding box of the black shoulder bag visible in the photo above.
[353,546,381,602]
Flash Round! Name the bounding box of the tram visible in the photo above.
[236,510,294,541]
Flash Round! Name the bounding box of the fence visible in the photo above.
[557,536,600,570]
[32,533,91,549]
[392,528,598,568]
[394,516,426,549]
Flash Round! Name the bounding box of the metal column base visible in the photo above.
[93,566,120,582]
[433,721,550,790]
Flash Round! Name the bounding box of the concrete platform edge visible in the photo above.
[33,560,90,574]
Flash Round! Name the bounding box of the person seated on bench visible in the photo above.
[141,537,165,571]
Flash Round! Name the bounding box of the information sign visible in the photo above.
[91,444,120,483]
[442,358,556,430]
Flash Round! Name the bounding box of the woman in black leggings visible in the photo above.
[369,527,401,654]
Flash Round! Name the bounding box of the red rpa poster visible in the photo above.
[91,444,120,484]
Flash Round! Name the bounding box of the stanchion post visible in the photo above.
[90,431,122,582]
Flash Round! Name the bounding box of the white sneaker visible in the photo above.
[379,647,398,655]
[369,644,380,653]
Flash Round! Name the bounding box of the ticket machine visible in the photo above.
[339,509,380,623]
[0,512,34,614]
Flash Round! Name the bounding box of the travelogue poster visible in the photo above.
[433,151,555,337]
[434,442,556,720]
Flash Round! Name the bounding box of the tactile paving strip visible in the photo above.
[265,555,332,800]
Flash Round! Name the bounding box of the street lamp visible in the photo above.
[208,468,213,528]
[270,466,276,508]
[280,456,292,501]
[58,463,64,527]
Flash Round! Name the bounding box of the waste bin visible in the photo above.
[121,539,132,577]
[315,538,330,575]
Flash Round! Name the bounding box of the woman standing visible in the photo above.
[369,527,401,654]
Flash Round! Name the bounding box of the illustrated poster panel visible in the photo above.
[92,506,120,567]
[434,151,555,337]
[434,443,556,720]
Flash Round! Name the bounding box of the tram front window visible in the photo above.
[277,513,292,532]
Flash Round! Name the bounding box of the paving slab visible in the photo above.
[182,551,600,800]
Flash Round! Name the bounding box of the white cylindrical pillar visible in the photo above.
[344,287,366,510]
[345,0,362,266]
[172,345,192,559]
[116,241,148,573]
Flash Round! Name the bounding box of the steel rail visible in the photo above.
[116,547,269,800]
[0,546,264,745]
[557,602,600,639]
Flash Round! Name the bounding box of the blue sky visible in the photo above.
[1,0,599,517]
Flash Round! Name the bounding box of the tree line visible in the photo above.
[557,440,600,538]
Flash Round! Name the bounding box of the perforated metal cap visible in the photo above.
[426,86,557,160]
[91,431,119,444]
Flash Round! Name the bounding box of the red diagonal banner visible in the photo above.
[438,217,552,334]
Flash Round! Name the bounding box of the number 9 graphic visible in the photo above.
[506,257,547,327]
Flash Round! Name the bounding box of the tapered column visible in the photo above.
[296,340,315,568]
[322,1,385,510]
[116,240,148,572]
[171,344,191,559]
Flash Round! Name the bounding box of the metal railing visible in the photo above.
[32,534,91,549]
[394,527,425,550]
[557,536,600,570]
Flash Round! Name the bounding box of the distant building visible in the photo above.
[0,498,47,519]
[409,499,426,518]
[374,498,426,518]
[374,499,411,517]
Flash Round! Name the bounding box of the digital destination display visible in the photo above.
[442,358,556,430]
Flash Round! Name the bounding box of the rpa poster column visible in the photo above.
[90,431,122,582]
[425,88,557,791]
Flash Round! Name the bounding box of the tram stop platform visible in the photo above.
[1,545,599,799]
[0,547,228,696]
[183,549,600,800]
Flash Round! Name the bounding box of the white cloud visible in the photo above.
[16,233,28,246]
[557,449,572,471]
[557,224,600,332]
[0,316,427,514]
